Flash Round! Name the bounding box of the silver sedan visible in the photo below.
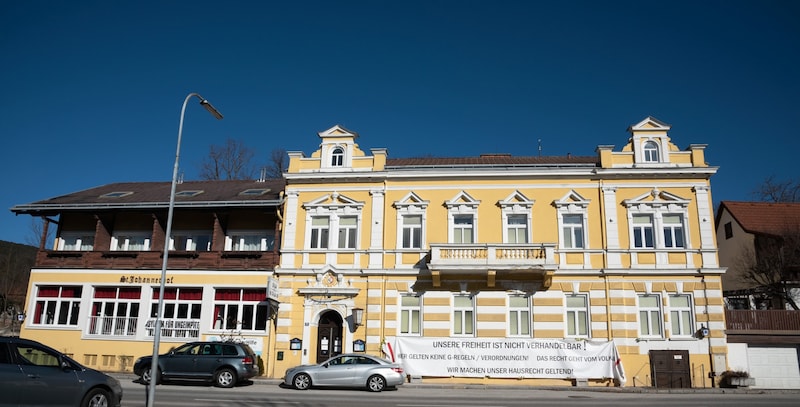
[284,354,405,392]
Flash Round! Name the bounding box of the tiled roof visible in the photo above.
[11,179,285,215]
[719,201,800,237]
[386,155,598,167]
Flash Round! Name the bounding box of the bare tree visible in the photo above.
[262,148,288,178]
[199,138,257,180]
[736,224,800,310]
[752,176,800,202]
[25,217,54,249]
[0,241,35,326]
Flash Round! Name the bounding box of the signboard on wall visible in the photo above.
[267,277,279,301]
[390,337,626,384]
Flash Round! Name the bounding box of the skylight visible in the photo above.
[100,191,133,198]
[239,188,270,196]
[175,190,204,197]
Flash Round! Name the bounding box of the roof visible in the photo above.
[386,155,598,168]
[718,201,800,237]
[10,179,286,215]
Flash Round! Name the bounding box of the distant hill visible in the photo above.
[0,240,35,335]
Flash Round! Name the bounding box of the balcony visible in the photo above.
[36,250,279,271]
[725,309,800,344]
[428,243,557,288]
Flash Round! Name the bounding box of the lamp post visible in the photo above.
[147,93,222,407]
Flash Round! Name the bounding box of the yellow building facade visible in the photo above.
[273,117,726,388]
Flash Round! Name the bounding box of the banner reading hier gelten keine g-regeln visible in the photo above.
[389,337,626,384]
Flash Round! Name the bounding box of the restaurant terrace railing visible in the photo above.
[725,309,800,333]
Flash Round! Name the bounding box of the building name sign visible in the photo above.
[119,275,175,284]
[390,337,626,383]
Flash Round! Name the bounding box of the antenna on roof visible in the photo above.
[538,139,542,157]
[177,172,184,184]
[258,167,266,182]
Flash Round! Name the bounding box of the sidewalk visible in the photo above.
[110,373,799,394]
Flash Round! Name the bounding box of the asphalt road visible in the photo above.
[115,374,800,407]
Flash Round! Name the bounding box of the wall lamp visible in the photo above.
[352,307,364,328]
[147,93,222,407]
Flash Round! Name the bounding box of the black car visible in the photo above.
[0,336,123,407]
[134,341,259,388]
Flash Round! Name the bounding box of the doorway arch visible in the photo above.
[316,310,343,363]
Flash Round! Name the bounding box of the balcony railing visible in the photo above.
[725,309,800,333]
[429,243,556,271]
[87,316,138,336]
[36,250,279,270]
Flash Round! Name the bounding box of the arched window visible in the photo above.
[643,141,659,162]
[331,147,344,167]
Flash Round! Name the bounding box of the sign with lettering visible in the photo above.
[391,337,626,384]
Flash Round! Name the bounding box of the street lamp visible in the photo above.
[147,93,222,407]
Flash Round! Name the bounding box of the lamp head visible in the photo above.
[200,99,224,120]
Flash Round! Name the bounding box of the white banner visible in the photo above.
[387,337,625,384]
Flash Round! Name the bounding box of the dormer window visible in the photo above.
[331,147,344,167]
[643,141,660,162]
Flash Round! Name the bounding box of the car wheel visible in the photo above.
[293,373,311,390]
[367,374,386,392]
[81,388,112,407]
[214,368,237,388]
[141,367,161,385]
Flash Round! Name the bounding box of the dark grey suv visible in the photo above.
[0,336,123,407]
[134,341,259,388]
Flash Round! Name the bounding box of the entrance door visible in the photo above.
[650,350,691,388]
[316,311,343,363]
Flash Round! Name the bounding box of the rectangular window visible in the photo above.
[453,215,474,244]
[566,295,589,337]
[724,222,733,239]
[148,287,203,339]
[171,232,212,251]
[562,214,585,249]
[401,215,423,249]
[60,233,94,251]
[669,294,693,336]
[33,285,82,326]
[453,295,474,336]
[638,295,662,337]
[662,214,685,248]
[310,217,330,249]
[213,288,268,332]
[88,287,141,336]
[509,296,530,336]
[506,214,528,244]
[228,232,274,251]
[111,233,150,251]
[337,216,357,249]
[400,296,421,335]
[632,215,654,248]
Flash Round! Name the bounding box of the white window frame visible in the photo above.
[212,288,269,332]
[110,232,151,251]
[58,232,95,251]
[632,214,655,248]
[309,216,330,249]
[643,140,660,162]
[170,230,213,251]
[394,192,429,251]
[453,295,474,336]
[498,191,534,244]
[445,191,480,244]
[399,295,421,335]
[662,214,685,248]
[88,287,141,336]
[453,214,475,244]
[303,193,364,251]
[638,294,663,338]
[565,294,590,338]
[331,146,344,167]
[224,230,274,251]
[401,214,423,249]
[553,191,590,250]
[669,294,694,337]
[32,285,82,327]
[561,214,585,249]
[624,189,691,251]
[508,296,531,337]
[337,216,358,249]
[147,287,203,339]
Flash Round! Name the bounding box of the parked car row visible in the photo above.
[0,336,402,407]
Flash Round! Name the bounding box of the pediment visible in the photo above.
[623,188,689,207]
[318,124,358,139]
[304,192,364,208]
[553,190,590,208]
[394,192,430,208]
[628,116,671,132]
[498,190,534,208]
[445,191,480,208]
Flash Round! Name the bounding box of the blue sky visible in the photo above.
[2,1,798,245]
